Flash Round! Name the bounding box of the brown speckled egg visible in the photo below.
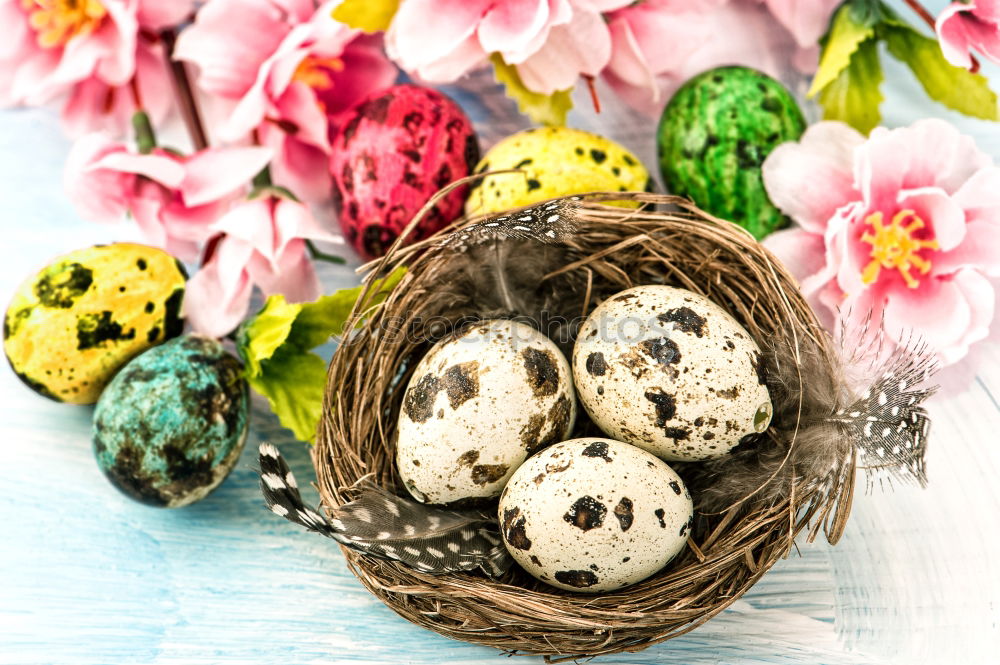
[396,320,576,505]
[499,438,693,592]
[572,285,772,462]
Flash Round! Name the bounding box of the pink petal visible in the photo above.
[934,221,1000,276]
[953,166,1000,225]
[212,198,276,259]
[409,31,487,83]
[387,0,489,71]
[896,186,966,252]
[181,146,273,206]
[764,0,841,48]
[183,239,255,338]
[91,150,186,187]
[271,198,340,257]
[273,82,330,151]
[605,14,657,98]
[264,128,334,204]
[137,0,196,30]
[762,122,864,234]
[246,240,321,303]
[64,133,133,223]
[174,0,294,99]
[762,227,829,287]
[478,0,551,62]
[321,35,399,125]
[857,119,992,210]
[516,8,611,94]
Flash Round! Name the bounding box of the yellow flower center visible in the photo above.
[860,209,940,289]
[24,0,107,49]
[292,55,345,91]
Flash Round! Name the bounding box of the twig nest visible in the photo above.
[499,438,693,592]
[572,285,773,461]
[396,319,576,505]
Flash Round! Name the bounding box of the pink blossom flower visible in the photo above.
[183,194,342,337]
[762,120,1000,365]
[0,0,194,135]
[385,0,631,95]
[603,0,823,115]
[936,0,1000,69]
[756,0,841,49]
[175,0,397,202]
[65,132,273,260]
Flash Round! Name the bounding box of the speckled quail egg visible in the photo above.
[465,127,651,216]
[396,320,576,505]
[572,285,772,462]
[92,335,249,507]
[3,243,186,404]
[499,437,693,592]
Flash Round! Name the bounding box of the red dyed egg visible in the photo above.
[330,84,480,259]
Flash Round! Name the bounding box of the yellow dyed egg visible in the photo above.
[465,127,651,215]
[3,243,186,404]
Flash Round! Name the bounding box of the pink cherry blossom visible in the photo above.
[183,194,342,337]
[65,132,273,261]
[762,119,1000,365]
[936,0,1000,69]
[0,0,194,135]
[385,0,631,95]
[603,0,829,115]
[175,0,397,202]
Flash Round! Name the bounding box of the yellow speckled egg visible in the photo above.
[3,243,186,404]
[465,127,651,215]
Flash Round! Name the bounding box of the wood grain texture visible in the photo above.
[2,4,999,660]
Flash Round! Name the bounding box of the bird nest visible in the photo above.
[312,192,855,660]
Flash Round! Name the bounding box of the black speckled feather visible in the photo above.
[258,443,512,577]
[440,197,580,249]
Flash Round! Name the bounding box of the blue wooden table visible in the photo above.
[3,4,1000,661]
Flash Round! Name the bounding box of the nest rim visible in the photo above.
[313,192,855,660]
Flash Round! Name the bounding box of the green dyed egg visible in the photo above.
[657,66,806,239]
[466,127,651,215]
[3,243,186,404]
[92,335,249,507]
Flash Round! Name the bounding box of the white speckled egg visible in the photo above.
[572,285,772,461]
[396,320,576,505]
[499,438,693,592]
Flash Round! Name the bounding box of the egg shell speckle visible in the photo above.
[396,320,576,505]
[330,84,479,259]
[3,243,186,404]
[572,285,772,461]
[499,438,693,593]
[465,127,651,216]
[92,335,249,508]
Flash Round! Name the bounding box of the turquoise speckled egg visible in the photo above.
[92,335,249,507]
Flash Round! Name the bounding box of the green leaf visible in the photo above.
[490,54,573,126]
[247,349,328,443]
[331,0,399,33]
[817,37,884,134]
[236,267,407,442]
[882,24,999,121]
[237,295,302,379]
[809,4,875,97]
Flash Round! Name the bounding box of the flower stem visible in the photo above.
[582,74,601,114]
[131,111,157,154]
[307,240,346,265]
[160,28,210,150]
[901,0,981,72]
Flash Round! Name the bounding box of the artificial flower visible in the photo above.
[603,0,825,115]
[65,132,273,260]
[0,0,194,135]
[936,0,1000,69]
[385,0,631,95]
[762,119,1000,365]
[175,0,397,202]
[183,194,342,338]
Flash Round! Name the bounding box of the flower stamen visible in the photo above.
[25,0,107,49]
[860,209,940,289]
[293,55,345,91]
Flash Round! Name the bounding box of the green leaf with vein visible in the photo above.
[331,0,399,32]
[491,54,573,126]
[882,24,999,121]
[817,37,884,134]
[237,268,407,442]
[809,4,875,97]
